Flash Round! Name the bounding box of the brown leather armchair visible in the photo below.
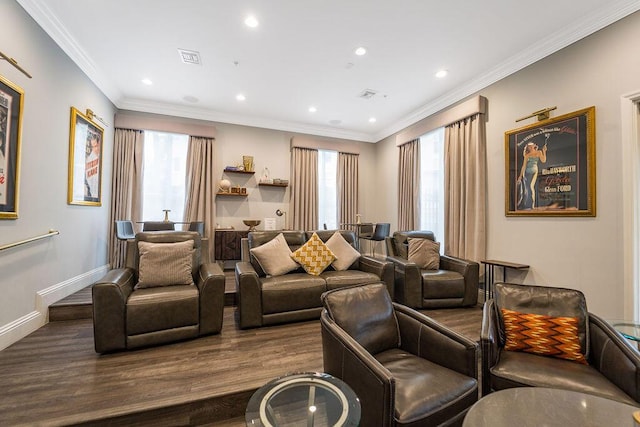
[385,231,479,308]
[481,282,640,405]
[321,282,479,426]
[92,231,225,353]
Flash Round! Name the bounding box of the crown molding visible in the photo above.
[19,0,640,143]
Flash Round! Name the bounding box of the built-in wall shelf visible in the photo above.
[223,168,254,175]
[216,192,248,197]
[258,183,288,188]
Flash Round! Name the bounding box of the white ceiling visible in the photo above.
[17,0,640,142]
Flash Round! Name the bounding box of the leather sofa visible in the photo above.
[92,231,226,353]
[235,230,394,329]
[385,230,479,308]
[321,282,479,426]
[482,282,640,405]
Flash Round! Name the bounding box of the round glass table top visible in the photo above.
[245,372,360,427]
[608,320,640,342]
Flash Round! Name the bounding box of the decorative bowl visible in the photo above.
[243,219,261,231]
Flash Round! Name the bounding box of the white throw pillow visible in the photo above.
[250,233,300,276]
[325,232,361,271]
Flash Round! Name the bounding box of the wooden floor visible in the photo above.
[2,274,483,426]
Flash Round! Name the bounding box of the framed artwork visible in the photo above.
[0,75,24,219]
[67,107,104,206]
[505,106,596,217]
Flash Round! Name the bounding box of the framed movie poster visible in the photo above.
[0,75,24,219]
[67,107,104,206]
[505,106,596,217]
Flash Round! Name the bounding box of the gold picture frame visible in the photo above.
[0,75,24,219]
[505,106,596,216]
[67,107,104,206]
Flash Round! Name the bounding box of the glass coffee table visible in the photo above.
[245,372,360,426]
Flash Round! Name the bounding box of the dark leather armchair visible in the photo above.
[385,230,478,308]
[92,231,225,353]
[481,282,640,405]
[321,282,479,426]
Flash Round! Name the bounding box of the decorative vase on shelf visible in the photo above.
[261,167,271,183]
[218,179,231,193]
[243,156,254,172]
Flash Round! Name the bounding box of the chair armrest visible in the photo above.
[440,256,479,306]
[480,299,500,396]
[358,255,395,300]
[197,262,225,335]
[91,268,136,353]
[385,255,422,307]
[394,303,478,379]
[589,313,640,403]
[235,261,263,329]
[321,311,395,427]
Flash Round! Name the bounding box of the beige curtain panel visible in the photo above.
[338,152,359,228]
[290,147,318,231]
[444,114,486,262]
[183,136,216,261]
[109,128,144,268]
[397,139,420,231]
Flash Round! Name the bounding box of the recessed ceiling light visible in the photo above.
[355,47,367,56]
[244,15,259,28]
[368,117,377,123]
[142,78,153,85]
[308,106,317,113]
[236,93,246,101]
[435,69,448,78]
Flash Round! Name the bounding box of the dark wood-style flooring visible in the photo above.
[1,272,483,426]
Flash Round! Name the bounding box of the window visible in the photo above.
[318,149,338,229]
[419,128,445,252]
[142,131,189,222]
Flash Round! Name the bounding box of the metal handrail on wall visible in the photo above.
[0,229,59,252]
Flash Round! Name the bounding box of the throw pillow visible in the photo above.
[290,232,336,276]
[325,232,361,271]
[501,308,588,364]
[407,238,440,270]
[250,233,300,277]
[136,240,194,288]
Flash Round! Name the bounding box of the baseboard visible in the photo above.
[0,264,109,351]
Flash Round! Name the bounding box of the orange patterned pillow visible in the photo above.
[501,308,587,364]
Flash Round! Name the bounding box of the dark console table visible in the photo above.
[480,259,529,302]
[214,229,249,261]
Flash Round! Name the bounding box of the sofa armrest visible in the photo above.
[394,303,478,379]
[358,255,395,300]
[197,262,225,335]
[385,255,422,307]
[480,299,500,396]
[92,268,136,353]
[235,261,263,329]
[321,311,395,427]
[589,313,640,403]
[440,255,479,306]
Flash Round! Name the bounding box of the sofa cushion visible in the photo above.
[325,231,361,271]
[136,240,194,288]
[126,285,199,335]
[321,270,380,290]
[502,308,587,364]
[322,283,400,355]
[376,348,478,425]
[408,237,440,270]
[290,232,336,276]
[261,274,327,314]
[421,270,465,299]
[490,349,637,405]
[250,233,300,277]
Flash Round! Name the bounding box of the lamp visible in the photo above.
[275,209,287,230]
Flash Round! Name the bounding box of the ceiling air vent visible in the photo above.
[358,89,378,99]
[178,49,202,65]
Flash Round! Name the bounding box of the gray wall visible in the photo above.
[373,11,640,318]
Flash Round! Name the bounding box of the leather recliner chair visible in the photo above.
[92,231,225,353]
[385,230,479,308]
[321,282,479,426]
[482,282,640,405]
